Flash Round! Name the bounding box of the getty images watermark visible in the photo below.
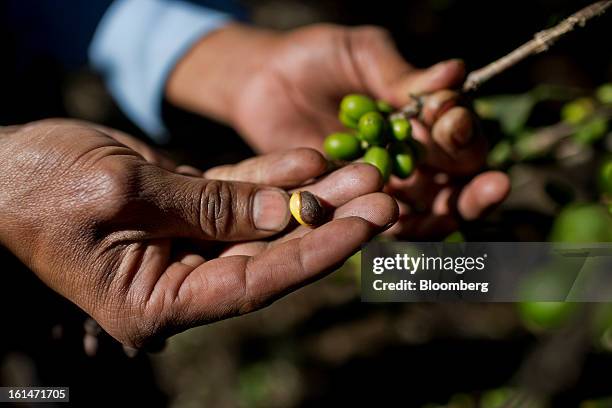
[372,251,489,293]
[361,242,612,302]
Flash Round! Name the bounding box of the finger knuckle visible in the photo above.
[295,24,350,49]
[353,25,391,42]
[199,180,236,239]
[304,23,346,39]
[85,158,140,222]
[423,93,462,126]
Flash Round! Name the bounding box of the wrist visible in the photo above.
[165,23,280,125]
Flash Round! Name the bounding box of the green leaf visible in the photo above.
[488,140,513,167]
[531,84,584,102]
[513,130,549,161]
[475,93,537,135]
[475,85,583,137]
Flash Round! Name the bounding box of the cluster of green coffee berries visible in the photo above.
[323,94,420,182]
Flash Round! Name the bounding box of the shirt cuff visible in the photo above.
[89,0,232,143]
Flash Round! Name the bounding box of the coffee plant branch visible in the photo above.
[464,0,612,93]
[393,1,612,120]
[512,107,612,161]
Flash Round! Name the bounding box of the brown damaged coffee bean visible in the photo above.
[289,191,326,227]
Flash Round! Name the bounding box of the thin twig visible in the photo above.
[464,1,612,93]
[513,107,612,160]
[392,1,612,120]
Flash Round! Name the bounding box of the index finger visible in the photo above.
[166,217,377,326]
[204,148,328,188]
[412,113,487,175]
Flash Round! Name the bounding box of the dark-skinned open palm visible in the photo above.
[0,119,396,348]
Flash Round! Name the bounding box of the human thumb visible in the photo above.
[349,27,465,105]
[145,169,291,241]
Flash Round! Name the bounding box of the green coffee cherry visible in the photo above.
[518,258,581,331]
[390,117,412,142]
[375,99,394,114]
[518,301,576,331]
[390,143,415,179]
[363,146,392,182]
[549,203,612,243]
[599,159,612,196]
[596,83,612,104]
[323,132,362,161]
[357,111,387,145]
[340,94,377,122]
[338,111,358,129]
[561,97,596,125]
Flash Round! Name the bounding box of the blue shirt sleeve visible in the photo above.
[89,0,233,142]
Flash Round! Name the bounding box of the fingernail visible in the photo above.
[253,188,290,232]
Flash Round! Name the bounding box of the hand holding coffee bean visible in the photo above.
[0,120,397,347]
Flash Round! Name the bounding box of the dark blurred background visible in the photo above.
[1,0,611,407]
